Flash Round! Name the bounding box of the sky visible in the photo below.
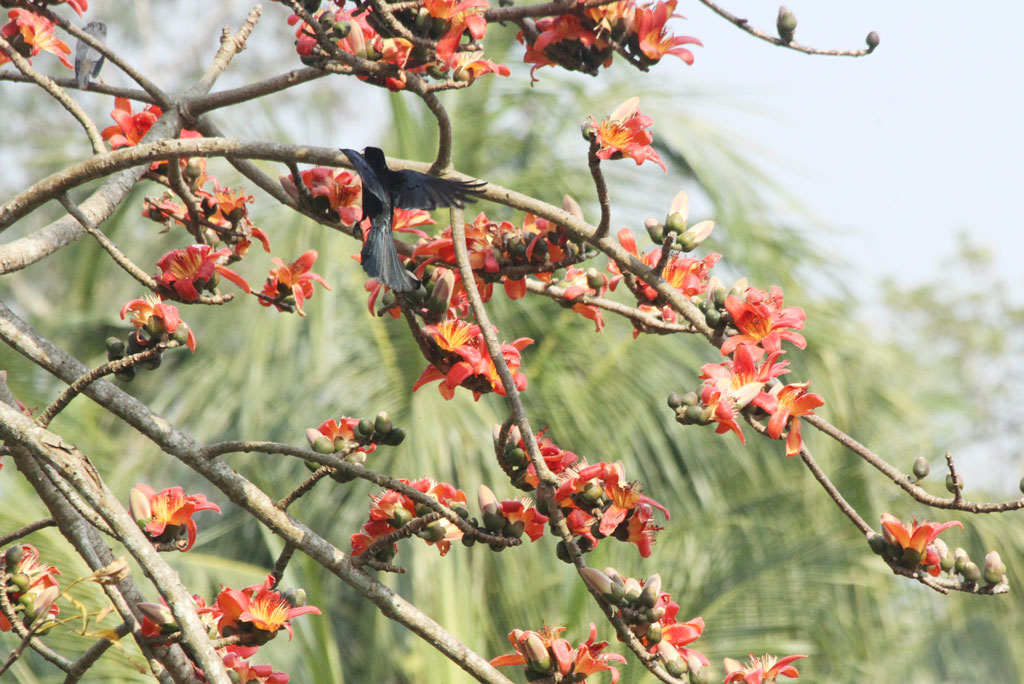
[662,1,1024,290]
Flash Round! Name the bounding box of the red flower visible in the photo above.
[448,51,510,83]
[880,513,962,574]
[588,98,666,171]
[753,382,825,457]
[120,295,197,352]
[280,167,363,225]
[101,97,162,149]
[0,545,60,632]
[634,0,701,64]
[221,652,289,684]
[492,624,625,683]
[0,10,72,69]
[130,483,221,552]
[259,250,330,316]
[723,653,807,684]
[216,576,320,640]
[42,0,87,16]
[313,417,377,454]
[422,0,489,62]
[156,245,251,301]
[721,286,806,357]
[353,478,468,557]
[413,317,533,400]
[607,228,720,308]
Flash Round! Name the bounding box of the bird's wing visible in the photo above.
[341,148,388,217]
[391,170,487,210]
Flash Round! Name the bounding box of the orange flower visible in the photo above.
[216,576,320,639]
[280,166,363,224]
[156,245,250,301]
[130,484,221,551]
[120,295,197,352]
[259,250,330,316]
[588,98,666,170]
[449,51,510,83]
[101,97,162,149]
[492,623,625,682]
[723,653,806,684]
[754,382,824,457]
[0,10,72,69]
[880,513,962,574]
[634,0,701,64]
[722,286,806,357]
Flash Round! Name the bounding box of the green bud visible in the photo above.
[622,577,642,603]
[374,411,393,435]
[713,286,730,307]
[953,547,969,573]
[414,502,433,517]
[683,404,703,424]
[586,268,604,290]
[645,605,666,623]
[115,366,136,382]
[983,550,1006,585]
[556,540,572,564]
[667,392,683,409]
[331,20,351,39]
[705,309,722,327]
[381,427,406,446]
[645,622,663,644]
[637,573,661,608]
[866,532,886,555]
[777,6,797,43]
[105,336,125,360]
[5,545,25,567]
[388,506,413,528]
[142,355,162,371]
[579,481,604,506]
[945,473,964,493]
[645,218,665,243]
[506,520,526,539]
[580,567,615,597]
[9,572,30,593]
[356,419,375,437]
[524,632,552,673]
[962,561,981,583]
[681,391,699,406]
[416,522,447,542]
[507,447,527,468]
[866,31,880,51]
[912,457,930,479]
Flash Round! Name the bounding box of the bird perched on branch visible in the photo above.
[342,147,486,292]
[74,21,106,90]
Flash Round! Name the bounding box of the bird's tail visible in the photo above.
[361,222,420,293]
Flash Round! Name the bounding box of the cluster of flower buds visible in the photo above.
[867,513,975,581]
[305,413,405,481]
[580,567,710,681]
[469,484,548,550]
[937,545,1008,587]
[1,545,61,633]
[645,190,716,253]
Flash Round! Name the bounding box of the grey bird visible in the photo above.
[74,21,106,90]
[341,147,486,292]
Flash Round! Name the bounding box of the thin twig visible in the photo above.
[586,140,611,239]
[0,518,57,547]
[276,467,334,510]
[62,621,133,684]
[696,0,878,57]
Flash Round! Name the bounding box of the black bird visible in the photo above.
[342,147,486,292]
[75,21,106,90]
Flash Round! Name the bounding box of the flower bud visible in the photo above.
[106,336,125,360]
[27,585,59,626]
[688,654,709,684]
[523,632,552,673]
[933,537,952,571]
[388,506,413,528]
[562,195,584,221]
[678,220,714,252]
[777,6,797,43]
[5,545,25,567]
[374,411,393,435]
[866,532,886,555]
[945,473,964,493]
[667,392,683,409]
[645,218,665,243]
[658,642,686,676]
[137,602,174,627]
[637,573,661,608]
[962,561,981,583]
[983,550,1006,585]
[912,456,930,479]
[622,577,642,604]
[645,621,662,644]
[381,427,406,446]
[580,481,604,505]
[9,572,30,593]
[953,547,969,573]
[866,31,880,51]
[683,404,703,424]
[356,418,375,437]
[644,605,666,623]
[586,268,605,291]
[306,428,334,454]
[580,567,615,599]
[129,486,152,525]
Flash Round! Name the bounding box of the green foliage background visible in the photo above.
[1,2,1022,683]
